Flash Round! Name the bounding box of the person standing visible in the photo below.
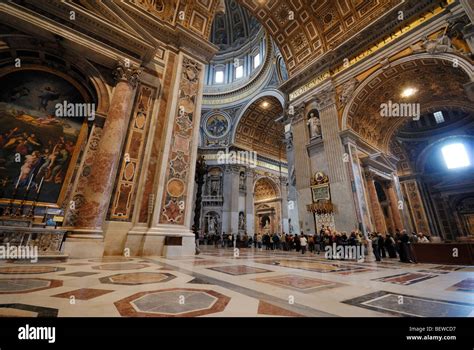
[256,233,263,250]
[300,234,308,254]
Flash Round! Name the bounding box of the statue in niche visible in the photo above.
[239,212,245,231]
[261,215,270,229]
[239,171,246,190]
[210,179,219,196]
[209,216,218,234]
[307,111,321,139]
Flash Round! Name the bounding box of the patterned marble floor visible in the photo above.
[0,246,473,317]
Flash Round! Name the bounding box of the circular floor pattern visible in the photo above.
[0,266,65,274]
[92,263,149,271]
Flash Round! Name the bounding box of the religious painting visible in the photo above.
[205,114,229,138]
[0,69,88,207]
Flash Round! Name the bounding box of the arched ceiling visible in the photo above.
[347,58,472,152]
[234,96,285,160]
[254,177,279,201]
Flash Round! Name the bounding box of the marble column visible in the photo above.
[365,171,385,234]
[64,61,140,258]
[314,85,358,232]
[386,181,403,231]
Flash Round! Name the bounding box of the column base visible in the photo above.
[63,230,105,258]
[126,224,195,257]
[364,240,376,263]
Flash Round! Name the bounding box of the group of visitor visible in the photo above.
[198,226,431,263]
[369,230,430,263]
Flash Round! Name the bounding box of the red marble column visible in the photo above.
[386,182,404,231]
[365,171,385,233]
[74,61,141,231]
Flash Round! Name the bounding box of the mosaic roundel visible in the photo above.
[205,113,230,138]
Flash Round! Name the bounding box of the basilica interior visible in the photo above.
[0,0,473,319]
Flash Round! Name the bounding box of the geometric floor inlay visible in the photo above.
[208,265,271,275]
[253,275,345,293]
[61,271,100,277]
[0,266,65,274]
[343,291,474,317]
[114,288,230,317]
[52,288,114,300]
[92,263,149,271]
[0,278,63,294]
[446,278,474,293]
[99,272,176,285]
[373,273,437,285]
[257,300,302,317]
[0,303,58,317]
[89,257,134,263]
[255,259,364,273]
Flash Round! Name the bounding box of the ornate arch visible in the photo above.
[341,53,474,152]
[0,34,111,115]
[253,176,280,201]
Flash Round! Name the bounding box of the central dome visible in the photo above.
[210,0,261,53]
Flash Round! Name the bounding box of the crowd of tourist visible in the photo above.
[198,225,431,263]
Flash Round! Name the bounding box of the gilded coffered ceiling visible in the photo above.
[254,177,279,202]
[347,58,471,152]
[234,96,285,160]
[235,0,403,76]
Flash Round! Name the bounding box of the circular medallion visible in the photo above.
[167,178,185,197]
[204,113,230,138]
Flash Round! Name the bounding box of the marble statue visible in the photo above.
[307,112,321,139]
[238,212,245,230]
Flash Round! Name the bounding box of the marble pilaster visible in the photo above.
[245,169,255,234]
[315,85,358,232]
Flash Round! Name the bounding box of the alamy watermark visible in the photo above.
[217,148,257,168]
[55,101,96,121]
[324,243,365,262]
[380,100,420,121]
[18,324,55,343]
[0,244,38,263]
